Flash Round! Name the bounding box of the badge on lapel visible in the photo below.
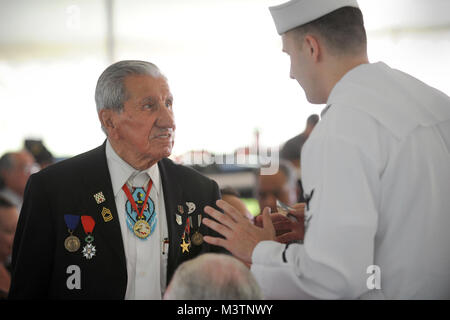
[93,191,106,204]
[101,207,113,223]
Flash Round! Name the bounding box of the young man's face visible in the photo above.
[282,30,323,104]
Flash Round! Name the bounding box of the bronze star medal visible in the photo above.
[180,237,190,253]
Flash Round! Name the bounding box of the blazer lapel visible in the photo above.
[158,158,185,283]
[81,142,127,273]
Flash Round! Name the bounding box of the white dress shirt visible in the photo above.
[251,62,450,299]
[105,140,169,299]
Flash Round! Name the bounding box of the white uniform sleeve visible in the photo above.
[251,133,380,299]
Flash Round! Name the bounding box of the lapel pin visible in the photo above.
[101,207,113,222]
[186,202,196,214]
[93,192,106,204]
[175,214,182,225]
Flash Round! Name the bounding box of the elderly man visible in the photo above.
[0,151,39,212]
[163,253,262,300]
[202,0,450,299]
[9,60,225,299]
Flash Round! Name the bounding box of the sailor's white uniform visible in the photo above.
[251,62,450,299]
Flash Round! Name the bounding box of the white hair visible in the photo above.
[94,60,166,114]
[164,253,263,300]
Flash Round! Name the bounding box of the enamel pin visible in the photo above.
[93,192,106,204]
[186,202,196,214]
[101,207,113,223]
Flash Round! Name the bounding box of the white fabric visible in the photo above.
[0,187,23,213]
[251,62,450,299]
[269,0,359,35]
[105,140,169,299]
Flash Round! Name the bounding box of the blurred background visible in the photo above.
[0,0,449,213]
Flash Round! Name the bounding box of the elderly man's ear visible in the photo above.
[99,109,116,136]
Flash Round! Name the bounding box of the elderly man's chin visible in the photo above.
[149,136,174,160]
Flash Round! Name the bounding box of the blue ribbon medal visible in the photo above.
[64,214,81,252]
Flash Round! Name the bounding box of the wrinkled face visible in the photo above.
[0,206,18,262]
[107,75,176,166]
[282,31,321,104]
[257,171,297,213]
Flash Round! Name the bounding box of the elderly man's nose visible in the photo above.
[158,105,175,128]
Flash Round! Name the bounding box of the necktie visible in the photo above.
[123,172,157,240]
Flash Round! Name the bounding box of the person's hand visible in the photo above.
[202,200,276,264]
[255,203,305,244]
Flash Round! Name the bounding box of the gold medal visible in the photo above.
[64,235,80,252]
[133,219,151,239]
[180,237,190,253]
[191,231,203,246]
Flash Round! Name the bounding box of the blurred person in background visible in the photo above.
[0,196,19,299]
[0,151,39,212]
[280,114,319,170]
[280,114,319,202]
[255,160,299,214]
[24,139,55,169]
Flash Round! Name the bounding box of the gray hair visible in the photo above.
[95,60,166,113]
[164,253,263,300]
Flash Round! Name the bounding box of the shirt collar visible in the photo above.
[105,140,161,197]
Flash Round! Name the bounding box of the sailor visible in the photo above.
[202,0,450,299]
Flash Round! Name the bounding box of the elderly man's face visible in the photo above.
[105,75,176,169]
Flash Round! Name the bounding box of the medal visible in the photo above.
[64,214,81,252]
[180,217,191,253]
[133,219,151,239]
[64,235,81,252]
[122,179,156,240]
[192,214,203,246]
[180,235,190,253]
[191,231,203,246]
[81,215,96,259]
